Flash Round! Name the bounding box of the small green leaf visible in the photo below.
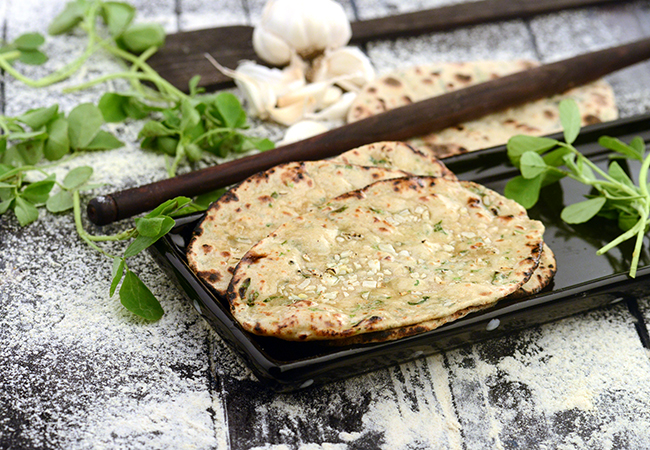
[215,92,246,128]
[124,216,175,258]
[520,151,548,179]
[138,120,177,138]
[135,216,166,237]
[21,179,55,204]
[48,1,86,35]
[119,270,164,321]
[110,257,125,297]
[18,105,59,130]
[618,211,641,232]
[13,196,39,226]
[13,33,45,50]
[559,99,581,144]
[561,197,607,224]
[118,23,165,53]
[46,190,74,213]
[44,118,70,161]
[122,97,151,120]
[241,136,275,153]
[504,175,543,209]
[0,198,14,215]
[599,136,644,161]
[98,93,128,123]
[84,130,124,150]
[188,75,203,96]
[68,103,104,149]
[184,143,203,162]
[14,139,44,166]
[63,166,93,189]
[180,98,201,133]
[506,135,558,166]
[608,161,635,189]
[191,189,225,211]
[146,197,192,218]
[101,2,136,37]
[542,147,572,167]
[630,136,646,159]
[18,49,48,65]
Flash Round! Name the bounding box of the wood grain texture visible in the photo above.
[146,0,624,92]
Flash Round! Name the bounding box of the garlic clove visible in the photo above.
[322,86,343,108]
[277,120,329,146]
[267,97,316,126]
[305,91,357,121]
[312,46,376,91]
[277,80,333,109]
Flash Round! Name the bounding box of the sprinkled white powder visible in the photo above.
[5,0,650,449]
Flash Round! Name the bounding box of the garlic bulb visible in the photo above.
[253,0,352,66]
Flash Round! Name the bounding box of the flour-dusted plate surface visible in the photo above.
[150,114,650,392]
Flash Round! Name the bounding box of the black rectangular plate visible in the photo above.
[149,113,650,392]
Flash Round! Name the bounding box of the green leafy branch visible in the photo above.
[505,98,650,277]
[0,0,274,177]
[0,0,274,320]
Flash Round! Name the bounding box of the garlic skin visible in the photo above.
[253,0,352,66]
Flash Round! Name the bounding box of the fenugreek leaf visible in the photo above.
[18,105,59,130]
[504,174,543,209]
[559,99,581,144]
[46,190,74,213]
[560,197,607,224]
[520,151,547,179]
[63,166,93,189]
[599,136,644,161]
[68,103,104,149]
[44,118,70,161]
[110,257,125,297]
[117,23,165,53]
[21,178,55,204]
[506,135,558,167]
[48,1,87,35]
[123,216,175,258]
[84,130,124,150]
[13,196,39,226]
[101,1,136,37]
[119,270,164,321]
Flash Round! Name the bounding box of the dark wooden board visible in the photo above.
[146,0,623,92]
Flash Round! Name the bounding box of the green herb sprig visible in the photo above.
[0,0,273,320]
[505,98,650,277]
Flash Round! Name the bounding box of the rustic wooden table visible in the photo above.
[3,0,650,449]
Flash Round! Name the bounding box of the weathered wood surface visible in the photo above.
[3,0,650,449]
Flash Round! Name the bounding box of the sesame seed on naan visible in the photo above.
[228,177,545,341]
[188,142,454,297]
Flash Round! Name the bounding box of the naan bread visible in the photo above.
[332,141,456,179]
[228,177,545,341]
[188,142,454,296]
[347,60,618,158]
[325,243,557,346]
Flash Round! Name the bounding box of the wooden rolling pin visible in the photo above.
[88,37,650,225]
